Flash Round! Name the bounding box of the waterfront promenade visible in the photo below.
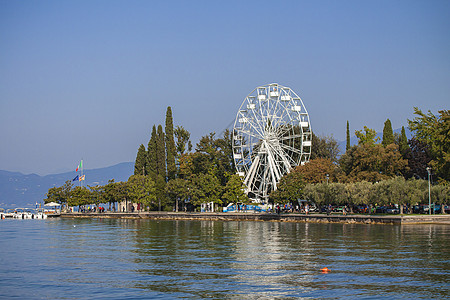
[60,211,450,225]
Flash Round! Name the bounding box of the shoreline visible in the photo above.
[60,212,450,225]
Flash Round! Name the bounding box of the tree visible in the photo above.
[45,180,73,210]
[88,185,104,208]
[166,178,192,212]
[346,181,372,209]
[127,175,156,210]
[398,126,409,157]
[295,158,337,184]
[382,119,394,147]
[155,174,167,211]
[430,184,450,214]
[190,173,223,208]
[156,124,166,180]
[147,125,158,180]
[165,107,176,180]
[346,120,351,151]
[134,144,147,175]
[174,125,192,157]
[68,186,92,207]
[103,179,127,211]
[178,152,195,179]
[222,174,249,206]
[355,126,380,145]
[269,169,305,205]
[339,143,408,183]
[191,131,234,185]
[303,183,332,207]
[310,133,340,163]
[405,138,432,179]
[408,108,450,182]
[45,186,65,205]
[213,129,235,185]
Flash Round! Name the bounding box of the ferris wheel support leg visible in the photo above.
[244,155,260,189]
[267,154,279,191]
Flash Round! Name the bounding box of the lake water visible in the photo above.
[0,218,449,299]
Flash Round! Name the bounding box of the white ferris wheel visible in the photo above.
[232,83,312,202]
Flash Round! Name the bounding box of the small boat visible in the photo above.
[13,208,33,219]
[3,209,15,218]
[33,208,48,219]
[0,208,48,220]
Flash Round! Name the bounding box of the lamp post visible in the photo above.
[326,174,329,185]
[426,167,431,215]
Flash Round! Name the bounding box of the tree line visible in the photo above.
[45,107,449,212]
[270,108,450,211]
[45,106,247,211]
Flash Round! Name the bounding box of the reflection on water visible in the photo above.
[0,219,448,299]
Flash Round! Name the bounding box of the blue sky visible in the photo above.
[1,0,449,175]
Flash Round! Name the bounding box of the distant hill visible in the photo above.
[0,162,134,208]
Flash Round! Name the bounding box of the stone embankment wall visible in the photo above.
[60,212,450,225]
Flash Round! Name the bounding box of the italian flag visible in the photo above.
[76,160,83,172]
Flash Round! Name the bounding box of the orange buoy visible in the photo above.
[320,267,330,273]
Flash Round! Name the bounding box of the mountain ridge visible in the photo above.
[0,162,134,208]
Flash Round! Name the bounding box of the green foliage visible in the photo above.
[147,125,158,180]
[45,180,73,207]
[405,138,432,179]
[222,174,249,205]
[190,173,223,206]
[103,180,128,209]
[45,186,65,205]
[134,144,147,175]
[431,184,450,206]
[339,143,408,182]
[156,125,166,180]
[155,175,167,210]
[399,126,409,157]
[296,158,337,184]
[310,133,340,163]
[166,178,191,211]
[68,186,92,207]
[346,181,371,206]
[174,125,192,156]
[382,119,394,147]
[408,108,450,182]
[127,175,156,209]
[269,169,305,204]
[165,107,176,180]
[346,120,350,151]
[88,185,104,206]
[188,131,234,185]
[303,177,443,211]
[355,126,380,145]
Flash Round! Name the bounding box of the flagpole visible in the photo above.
[81,159,83,188]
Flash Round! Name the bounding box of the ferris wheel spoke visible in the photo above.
[267,143,296,170]
[241,117,266,138]
[279,143,303,155]
[279,133,303,141]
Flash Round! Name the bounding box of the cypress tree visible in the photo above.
[147,125,158,181]
[382,119,394,147]
[134,144,147,175]
[165,107,176,180]
[399,126,409,156]
[346,120,350,151]
[156,124,166,180]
